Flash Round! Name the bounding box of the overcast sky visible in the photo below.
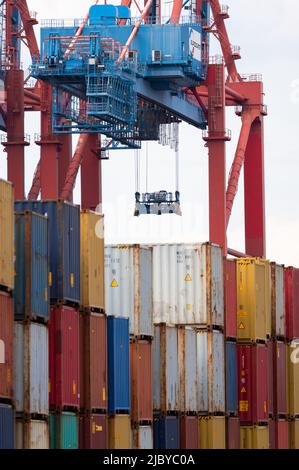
[1,0,298,266]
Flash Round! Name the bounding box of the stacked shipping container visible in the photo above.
[0,181,14,449]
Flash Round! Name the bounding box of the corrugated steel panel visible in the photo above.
[16,419,49,449]
[269,418,275,449]
[178,327,197,413]
[226,341,238,416]
[15,200,80,304]
[14,322,49,415]
[289,419,299,449]
[79,414,107,449]
[271,264,285,338]
[49,306,80,409]
[80,313,107,412]
[285,267,299,340]
[237,258,270,342]
[107,317,130,414]
[14,212,49,321]
[276,419,289,449]
[196,330,225,414]
[130,340,152,422]
[237,344,268,424]
[0,404,14,449]
[180,416,198,449]
[240,425,269,449]
[154,416,180,449]
[80,211,104,310]
[132,426,153,449]
[108,415,131,449]
[198,416,226,449]
[226,417,240,449]
[273,341,287,416]
[153,325,179,413]
[0,292,13,400]
[50,412,78,449]
[105,246,153,337]
[225,259,237,339]
[268,340,274,417]
[288,341,299,416]
[0,180,14,290]
[153,243,224,327]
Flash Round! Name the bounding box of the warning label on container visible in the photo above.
[185,274,192,282]
[239,400,249,412]
[239,322,245,330]
[239,310,248,318]
[111,279,119,288]
[241,387,246,393]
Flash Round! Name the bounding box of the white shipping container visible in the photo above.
[16,419,49,449]
[153,243,224,327]
[132,426,153,449]
[271,263,285,338]
[196,329,225,414]
[178,327,197,413]
[105,245,153,337]
[14,323,49,415]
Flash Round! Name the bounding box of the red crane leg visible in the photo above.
[58,134,73,201]
[81,134,102,211]
[4,69,27,199]
[205,64,227,254]
[244,118,266,258]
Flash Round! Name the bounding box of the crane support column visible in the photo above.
[204,62,229,254]
[81,134,102,211]
[244,117,266,257]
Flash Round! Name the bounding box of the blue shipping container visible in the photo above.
[0,404,14,449]
[14,211,49,321]
[154,416,179,449]
[107,317,130,414]
[15,200,80,304]
[226,341,238,416]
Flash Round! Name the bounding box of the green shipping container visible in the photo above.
[50,413,78,449]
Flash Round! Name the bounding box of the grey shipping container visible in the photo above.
[0,404,14,449]
[105,245,153,337]
[154,416,180,449]
[197,330,225,414]
[178,327,197,413]
[132,426,153,449]
[15,200,80,304]
[153,325,179,413]
[14,322,49,415]
[14,211,49,321]
[16,419,49,449]
[226,341,238,416]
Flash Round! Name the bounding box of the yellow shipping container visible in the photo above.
[237,258,271,342]
[80,211,104,310]
[109,416,131,449]
[0,180,14,290]
[289,419,299,449]
[288,343,299,416]
[240,425,269,449]
[198,416,226,449]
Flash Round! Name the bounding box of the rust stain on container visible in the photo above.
[0,179,14,290]
[178,327,197,413]
[198,416,226,449]
[0,292,13,400]
[108,415,131,449]
[80,313,107,412]
[80,211,104,310]
[240,425,269,449]
[226,417,240,449]
[16,418,49,449]
[130,340,152,423]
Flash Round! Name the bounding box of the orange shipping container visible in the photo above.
[130,340,152,423]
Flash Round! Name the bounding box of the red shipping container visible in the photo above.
[226,417,240,449]
[269,419,275,449]
[180,416,198,449]
[130,340,152,423]
[49,305,80,409]
[267,340,274,417]
[237,344,268,424]
[79,414,107,449]
[276,419,289,449]
[0,292,13,400]
[225,259,237,339]
[80,313,107,411]
[273,341,287,416]
[285,267,299,340]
